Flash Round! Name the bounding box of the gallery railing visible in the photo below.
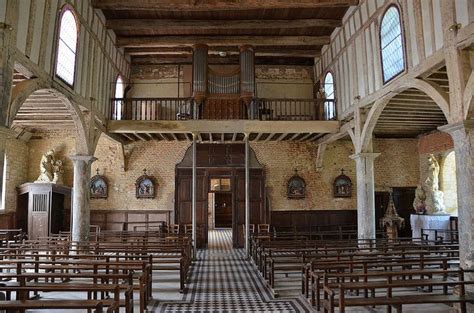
[110,98,331,121]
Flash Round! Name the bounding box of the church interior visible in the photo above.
[0,0,474,312]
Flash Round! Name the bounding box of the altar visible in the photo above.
[410,214,451,241]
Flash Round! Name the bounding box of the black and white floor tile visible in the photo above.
[153,229,312,312]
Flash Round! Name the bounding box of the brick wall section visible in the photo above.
[4,137,29,212]
[27,130,77,186]
[19,133,421,214]
[418,131,454,154]
[374,139,420,188]
[252,140,356,211]
[91,135,190,211]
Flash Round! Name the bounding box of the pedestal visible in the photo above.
[16,183,72,240]
[410,214,451,241]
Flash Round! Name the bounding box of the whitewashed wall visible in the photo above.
[315,0,473,119]
[0,0,130,118]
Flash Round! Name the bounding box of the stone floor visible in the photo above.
[154,229,311,312]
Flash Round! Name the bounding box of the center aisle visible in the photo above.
[155,229,312,312]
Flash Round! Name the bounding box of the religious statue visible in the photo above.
[412,185,426,214]
[35,149,64,184]
[414,154,446,215]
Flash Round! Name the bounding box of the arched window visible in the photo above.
[380,6,405,83]
[114,75,125,120]
[323,72,336,120]
[55,8,78,86]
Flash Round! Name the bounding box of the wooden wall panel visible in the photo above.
[90,209,171,231]
[270,210,357,230]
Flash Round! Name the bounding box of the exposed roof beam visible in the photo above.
[125,47,321,58]
[117,35,331,48]
[92,0,358,11]
[107,18,341,32]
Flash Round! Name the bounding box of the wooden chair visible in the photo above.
[258,224,270,234]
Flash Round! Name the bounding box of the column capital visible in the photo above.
[193,43,208,51]
[349,152,381,160]
[0,126,13,138]
[240,45,254,53]
[438,120,474,134]
[69,155,97,164]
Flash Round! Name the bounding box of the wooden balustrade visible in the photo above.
[110,98,194,121]
[257,98,321,121]
[110,97,326,121]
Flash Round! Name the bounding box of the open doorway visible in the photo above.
[208,177,233,231]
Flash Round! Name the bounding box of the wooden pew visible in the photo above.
[322,269,474,313]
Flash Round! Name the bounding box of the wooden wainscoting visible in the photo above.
[90,209,171,231]
[0,211,16,228]
[270,210,357,229]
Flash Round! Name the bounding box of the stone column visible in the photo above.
[439,121,474,270]
[350,153,380,242]
[70,155,96,242]
[244,133,250,258]
[191,133,197,256]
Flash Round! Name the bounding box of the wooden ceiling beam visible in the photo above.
[92,0,358,11]
[117,35,330,48]
[107,18,341,32]
[125,47,321,58]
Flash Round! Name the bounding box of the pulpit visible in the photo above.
[410,214,450,241]
[16,183,71,240]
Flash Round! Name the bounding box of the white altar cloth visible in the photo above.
[410,214,450,241]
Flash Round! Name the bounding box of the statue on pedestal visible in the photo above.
[413,154,446,215]
[35,149,64,184]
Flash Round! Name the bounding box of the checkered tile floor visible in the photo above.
[153,229,312,312]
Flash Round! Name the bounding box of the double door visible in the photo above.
[175,168,266,248]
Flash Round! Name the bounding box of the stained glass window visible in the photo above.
[56,9,78,86]
[380,6,405,83]
[323,72,336,120]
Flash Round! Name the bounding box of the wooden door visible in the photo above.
[28,192,50,240]
[175,168,208,247]
[234,169,266,248]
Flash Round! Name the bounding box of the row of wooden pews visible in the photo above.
[251,225,474,312]
[0,225,194,312]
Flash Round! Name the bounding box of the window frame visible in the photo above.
[379,4,407,84]
[114,74,125,120]
[54,5,80,88]
[322,71,337,121]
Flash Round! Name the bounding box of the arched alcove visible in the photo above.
[440,151,458,216]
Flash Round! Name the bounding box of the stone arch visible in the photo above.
[359,78,451,152]
[9,82,90,155]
